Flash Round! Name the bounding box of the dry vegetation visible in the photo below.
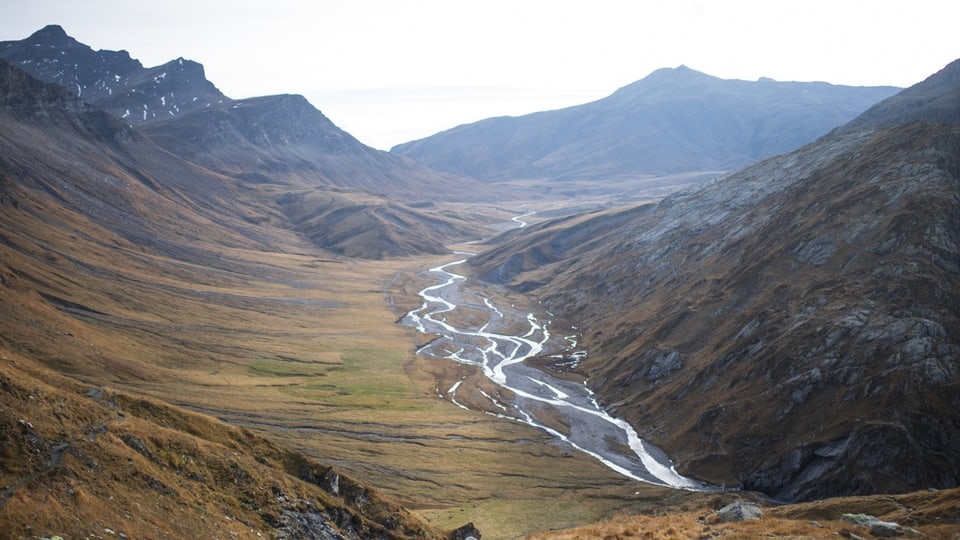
[470,122,960,504]
[2,55,958,539]
[0,348,445,539]
[525,490,960,539]
[4,180,958,538]
[0,161,685,538]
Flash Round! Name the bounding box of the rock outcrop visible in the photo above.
[715,502,762,523]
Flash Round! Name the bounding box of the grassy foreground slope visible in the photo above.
[0,349,445,539]
[524,487,960,539]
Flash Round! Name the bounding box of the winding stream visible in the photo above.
[403,251,709,490]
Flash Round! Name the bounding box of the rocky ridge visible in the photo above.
[1,27,487,259]
[0,25,484,203]
[0,25,226,124]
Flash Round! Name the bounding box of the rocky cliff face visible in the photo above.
[469,60,960,501]
[0,56,89,115]
[0,25,226,124]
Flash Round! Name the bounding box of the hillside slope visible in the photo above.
[0,351,448,539]
[139,93,481,201]
[1,48,482,258]
[0,57,474,538]
[0,58,285,259]
[470,59,960,502]
[393,66,898,182]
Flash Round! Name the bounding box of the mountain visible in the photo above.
[139,93,477,200]
[392,66,899,182]
[0,25,485,202]
[0,57,280,260]
[0,24,227,123]
[469,59,960,502]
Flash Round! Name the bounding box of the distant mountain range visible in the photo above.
[469,59,960,502]
[0,25,482,203]
[392,66,899,182]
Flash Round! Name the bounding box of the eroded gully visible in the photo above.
[403,231,711,491]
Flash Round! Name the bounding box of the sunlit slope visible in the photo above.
[0,349,451,539]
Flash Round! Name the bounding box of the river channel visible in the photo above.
[403,251,709,491]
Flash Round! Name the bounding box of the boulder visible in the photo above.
[840,513,903,537]
[715,501,762,522]
[450,522,481,540]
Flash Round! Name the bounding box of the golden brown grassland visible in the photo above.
[4,193,958,539]
[0,194,696,538]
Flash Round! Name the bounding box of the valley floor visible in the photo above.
[0,218,695,537]
[3,200,958,539]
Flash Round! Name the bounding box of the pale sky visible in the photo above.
[3,0,959,149]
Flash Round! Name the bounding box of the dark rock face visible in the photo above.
[0,57,138,144]
[393,65,899,181]
[0,25,226,124]
[450,522,481,540]
[0,56,88,115]
[469,59,960,502]
[745,417,960,501]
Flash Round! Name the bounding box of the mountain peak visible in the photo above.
[25,24,76,48]
[0,27,226,125]
[394,67,898,180]
[155,56,209,79]
[608,65,720,98]
[644,64,713,81]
